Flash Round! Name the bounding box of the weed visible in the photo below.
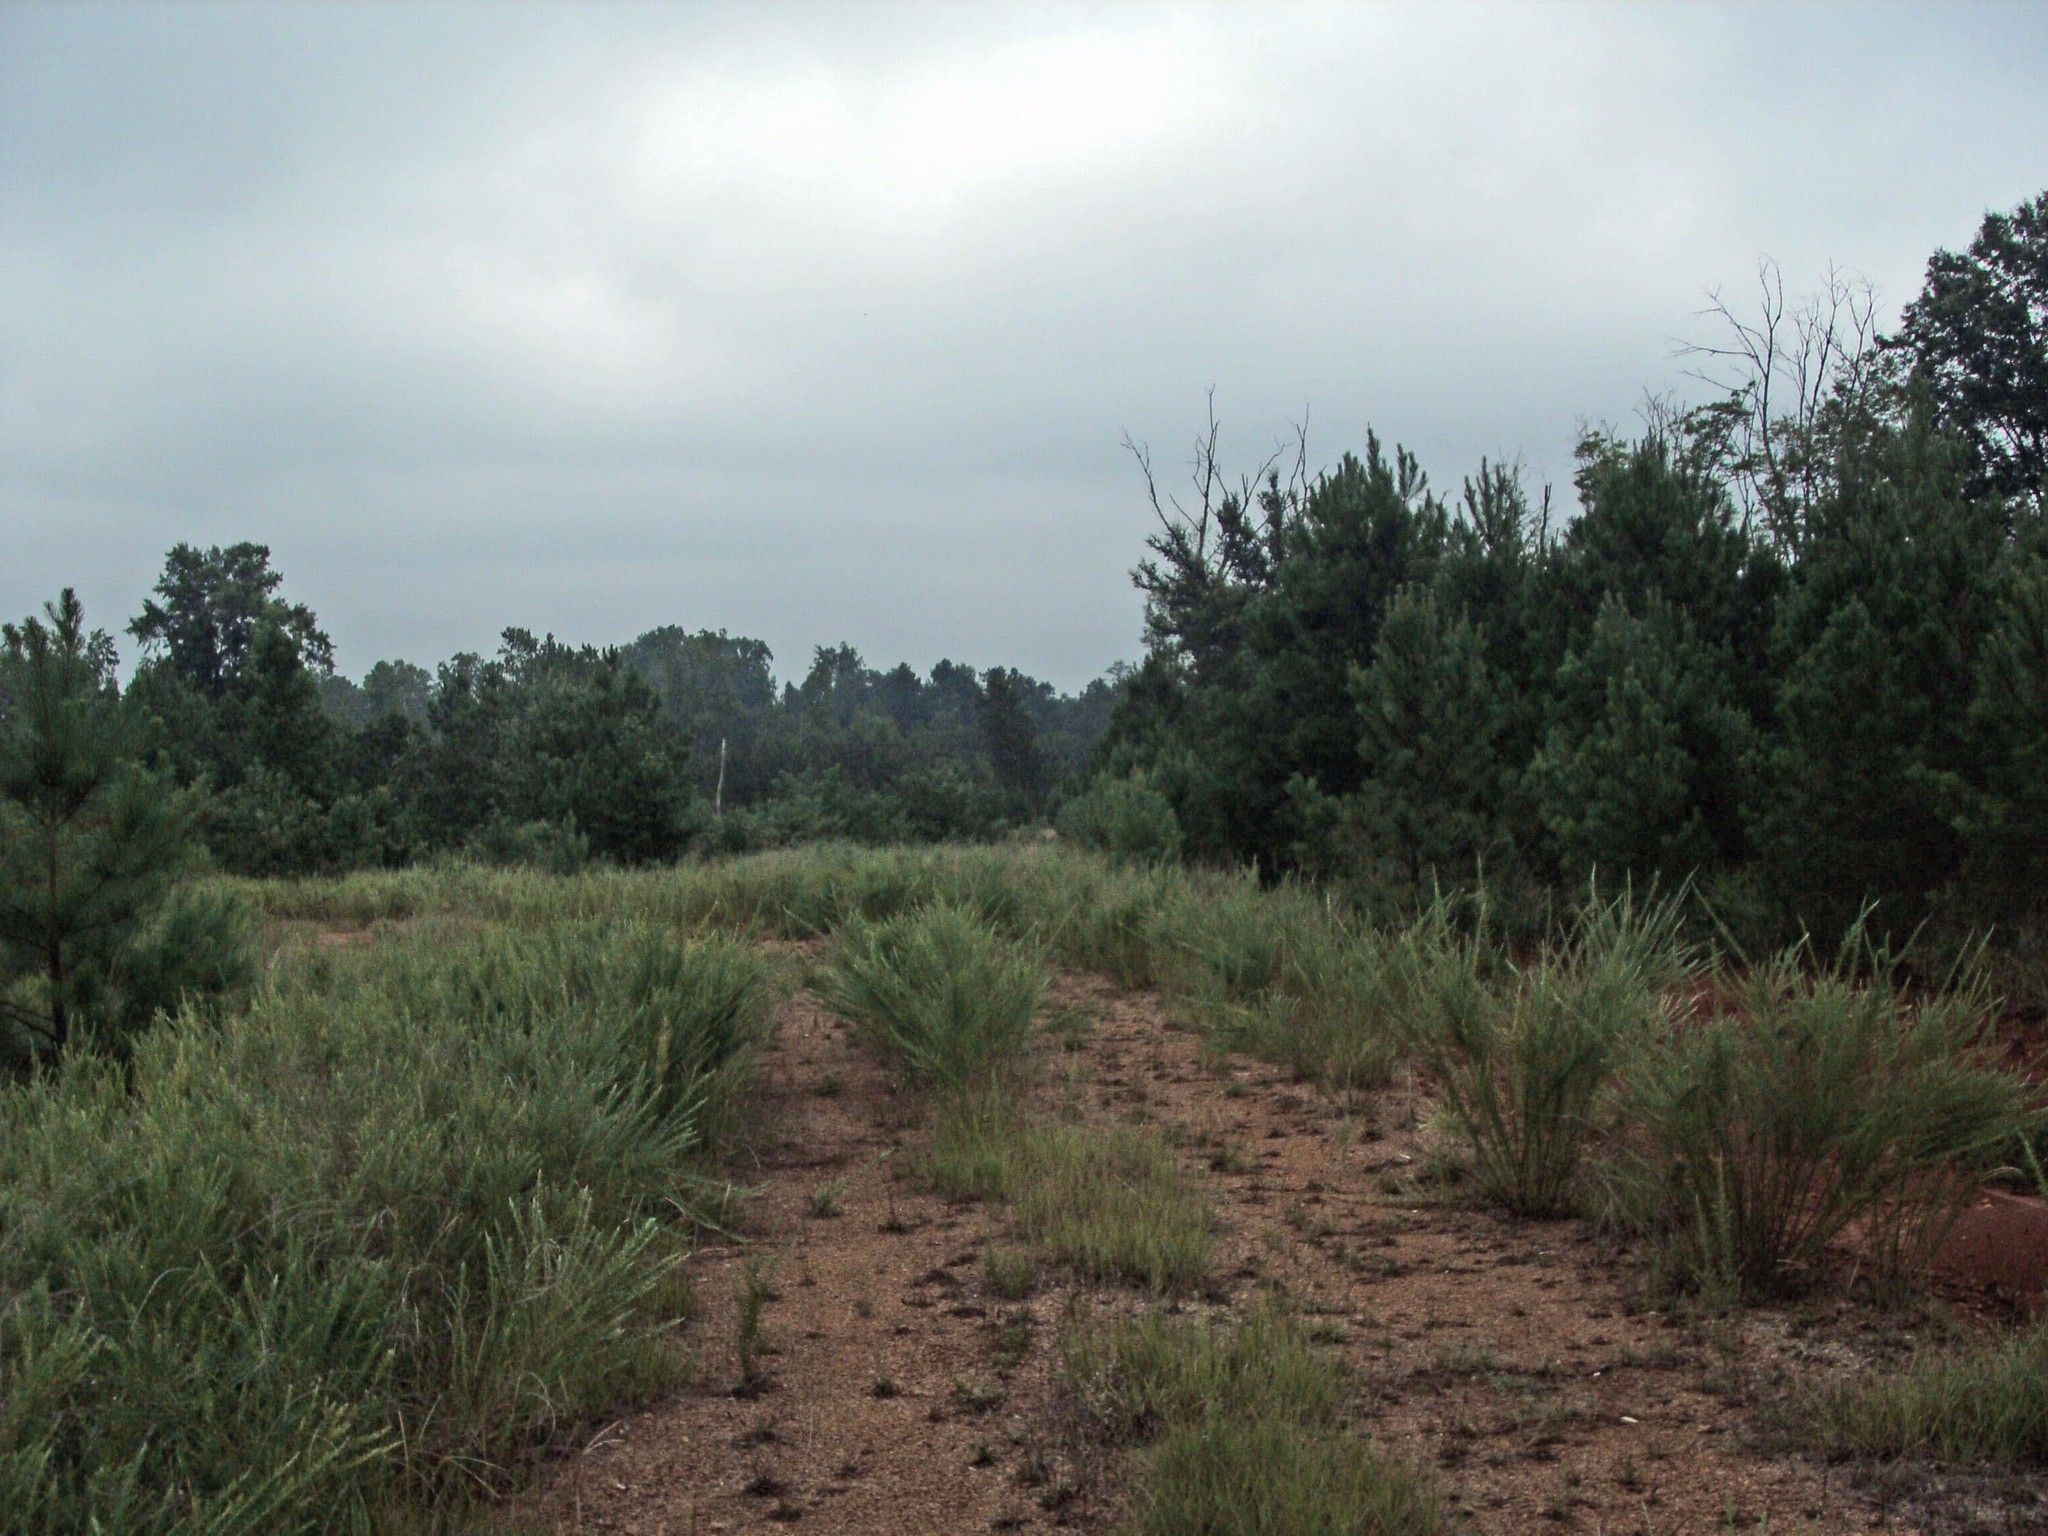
[1046,1005,1096,1051]
[735,1255,779,1393]
[954,1377,1006,1414]
[1400,884,1689,1218]
[917,1086,1026,1204]
[807,1179,846,1219]
[984,1246,1038,1302]
[993,1314,1033,1370]
[1013,1122,1211,1294]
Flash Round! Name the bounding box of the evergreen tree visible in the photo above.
[1952,549,2048,907]
[978,667,1048,815]
[1750,414,2007,933]
[1344,586,1517,890]
[0,592,243,1066]
[1527,597,1752,886]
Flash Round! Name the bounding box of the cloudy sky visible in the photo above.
[4,2,2044,691]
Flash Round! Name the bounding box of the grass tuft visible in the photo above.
[1401,884,1690,1218]
[1799,1325,2048,1466]
[0,918,770,1533]
[817,904,1044,1090]
[1064,1307,1449,1535]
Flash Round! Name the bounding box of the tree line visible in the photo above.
[1082,190,2046,953]
[39,546,1109,877]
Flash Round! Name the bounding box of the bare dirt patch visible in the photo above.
[501,965,2048,1534]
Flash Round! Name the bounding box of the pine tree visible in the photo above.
[1526,596,1752,887]
[1346,585,1517,891]
[0,591,242,1066]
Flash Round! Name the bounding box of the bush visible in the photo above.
[1056,773,1182,864]
[817,903,1044,1089]
[1602,929,2034,1299]
[1401,886,1692,1218]
[469,815,592,875]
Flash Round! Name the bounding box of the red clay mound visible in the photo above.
[1933,1189,2048,1317]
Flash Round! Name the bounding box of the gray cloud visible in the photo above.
[5,0,2046,689]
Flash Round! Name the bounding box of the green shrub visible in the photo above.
[1401,885,1691,1218]
[1056,773,1183,864]
[818,903,1044,1089]
[1603,930,2033,1299]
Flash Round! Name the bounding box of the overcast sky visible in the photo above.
[4,2,2044,691]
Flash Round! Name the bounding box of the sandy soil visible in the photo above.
[497,966,2048,1535]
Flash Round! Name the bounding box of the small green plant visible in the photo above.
[917,1085,1026,1204]
[817,904,1044,1090]
[993,1313,1033,1369]
[953,1376,1006,1414]
[1798,1323,2048,1465]
[1045,1004,1096,1052]
[735,1255,778,1393]
[808,1179,846,1219]
[984,1246,1038,1302]
[1064,1306,1448,1535]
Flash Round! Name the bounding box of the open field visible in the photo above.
[7,844,2048,1534]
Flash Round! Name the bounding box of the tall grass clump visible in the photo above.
[0,918,773,1535]
[914,1095,1209,1293]
[818,903,1044,1089]
[1798,1325,2048,1467]
[1401,885,1695,1218]
[1603,928,2034,1300]
[1065,1307,1448,1536]
[917,1083,1028,1203]
[1156,874,1403,1094]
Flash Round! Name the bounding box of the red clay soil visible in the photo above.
[493,965,2048,1536]
[1933,1190,2048,1319]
